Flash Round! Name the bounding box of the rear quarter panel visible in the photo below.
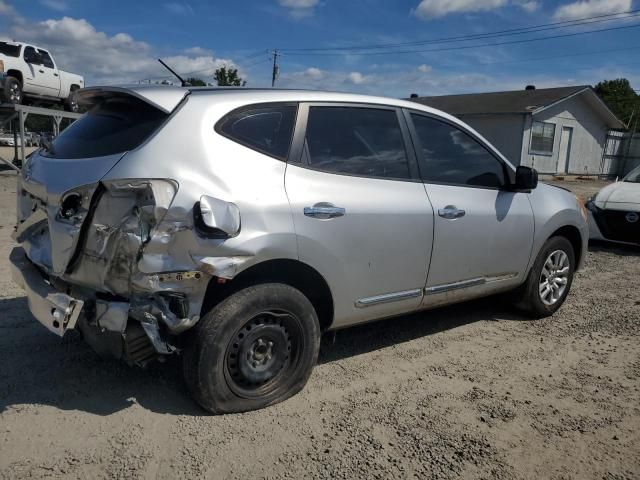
[102,93,299,276]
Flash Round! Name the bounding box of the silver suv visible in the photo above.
[10,86,589,413]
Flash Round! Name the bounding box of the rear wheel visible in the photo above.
[183,283,320,414]
[64,87,80,112]
[511,236,575,318]
[3,77,22,105]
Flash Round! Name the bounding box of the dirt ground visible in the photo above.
[0,171,638,479]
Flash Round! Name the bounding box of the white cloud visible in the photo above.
[1,8,238,85]
[514,0,539,12]
[0,0,19,19]
[278,0,320,18]
[418,64,432,73]
[347,72,367,84]
[414,0,507,19]
[413,0,540,18]
[164,2,194,15]
[553,0,632,21]
[40,0,68,11]
[303,67,325,80]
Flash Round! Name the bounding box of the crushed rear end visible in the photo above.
[10,85,214,364]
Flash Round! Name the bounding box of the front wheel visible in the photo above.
[183,283,321,414]
[511,236,575,318]
[3,77,22,105]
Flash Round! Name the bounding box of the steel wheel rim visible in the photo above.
[224,309,303,399]
[539,249,570,306]
[9,83,21,103]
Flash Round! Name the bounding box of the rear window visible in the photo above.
[43,96,168,159]
[0,42,21,57]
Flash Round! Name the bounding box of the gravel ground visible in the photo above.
[0,172,638,479]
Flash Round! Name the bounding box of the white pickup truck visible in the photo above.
[0,41,84,112]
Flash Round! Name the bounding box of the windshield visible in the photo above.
[42,96,168,159]
[623,165,640,183]
[0,42,21,57]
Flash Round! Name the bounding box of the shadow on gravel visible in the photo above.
[318,296,523,365]
[0,294,523,417]
[588,240,640,257]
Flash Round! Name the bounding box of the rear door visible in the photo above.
[285,103,434,328]
[406,111,534,307]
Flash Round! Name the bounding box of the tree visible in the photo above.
[185,77,207,86]
[214,66,246,87]
[594,78,639,128]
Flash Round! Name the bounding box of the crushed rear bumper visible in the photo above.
[10,246,84,336]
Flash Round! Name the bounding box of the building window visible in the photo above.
[530,121,555,154]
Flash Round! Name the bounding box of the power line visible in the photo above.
[279,22,640,57]
[280,9,640,53]
[464,44,640,67]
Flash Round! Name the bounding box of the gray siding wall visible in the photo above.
[520,94,608,175]
[457,114,525,166]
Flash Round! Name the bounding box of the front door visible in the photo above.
[407,111,535,307]
[557,126,573,173]
[285,104,434,328]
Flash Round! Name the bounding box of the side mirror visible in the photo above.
[514,166,538,191]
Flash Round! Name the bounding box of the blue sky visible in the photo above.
[1,0,639,97]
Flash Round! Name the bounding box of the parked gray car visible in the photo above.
[10,86,589,413]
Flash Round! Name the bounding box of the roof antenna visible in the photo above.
[158,58,190,86]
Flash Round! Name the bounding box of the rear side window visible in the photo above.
[44,96,168,159]
[39,50,55,69]
[410,113,507,189]
[304,106,411,180]
[217,104,297,160]
[0,42,20,57]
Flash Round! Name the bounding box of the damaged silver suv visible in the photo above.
[11,86,588,413]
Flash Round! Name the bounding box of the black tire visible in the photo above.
[3,76,22,105]
[511,236,575,318]
[64,87,80,112]
[183,283,321,414]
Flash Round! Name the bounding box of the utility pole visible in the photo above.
[271,49,279,88]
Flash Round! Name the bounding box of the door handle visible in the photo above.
[54,73,59,77]
[438,205,466,219]
[39,69,45,73]
[304,203,345,219]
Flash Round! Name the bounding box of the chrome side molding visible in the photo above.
[355,288,423,308]
[426,273,517,295]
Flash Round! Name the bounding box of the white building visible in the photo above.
[412,86,625,175]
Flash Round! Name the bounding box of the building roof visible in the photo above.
[410,85,625,129]
[410,86,591,115]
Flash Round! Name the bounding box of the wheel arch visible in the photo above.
[6,70,23,85]
[199,258,335,332]
[549,225,583,267]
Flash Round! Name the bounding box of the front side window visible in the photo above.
[410,113,507,189]
[23,46,40,64]
[530,121,555,154]
[38,50,55,69]
[304,106,411,180]
[217,105,297,160]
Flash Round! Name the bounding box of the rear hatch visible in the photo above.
[15,86,188,276]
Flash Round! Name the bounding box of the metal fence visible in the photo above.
[601,130,640,178]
